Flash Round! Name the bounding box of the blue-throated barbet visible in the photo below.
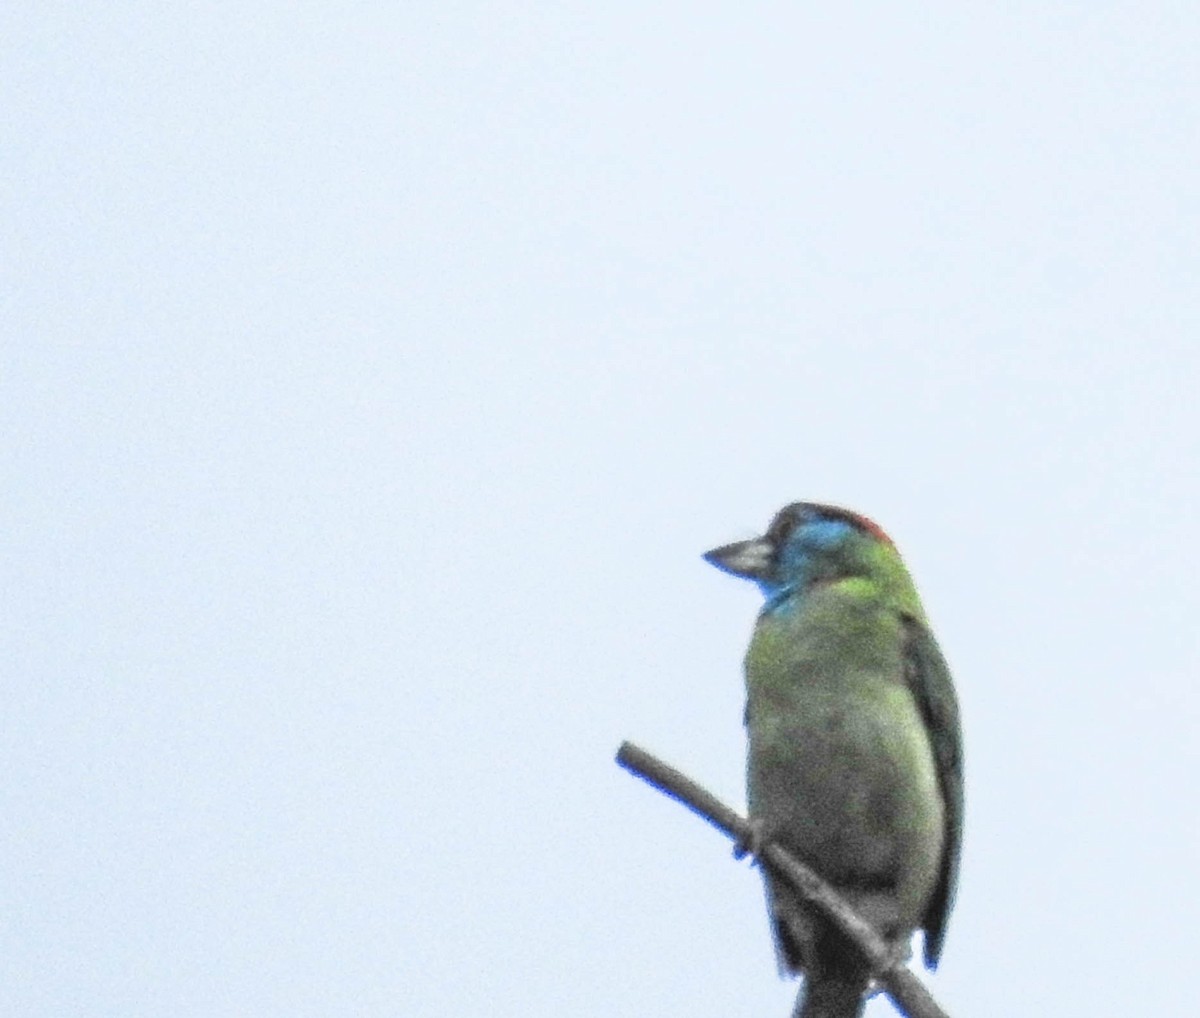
[705,502,963,1018]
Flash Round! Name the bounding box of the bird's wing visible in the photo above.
[900,613,964,968]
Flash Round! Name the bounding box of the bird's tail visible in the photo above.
[789,930,869,1018]
[791,971,868,1018]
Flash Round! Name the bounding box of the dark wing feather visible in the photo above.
[900,613,964,968]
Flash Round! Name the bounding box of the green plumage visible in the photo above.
[705,503,963,1018]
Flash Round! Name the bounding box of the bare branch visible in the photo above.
[615,740,951,1018]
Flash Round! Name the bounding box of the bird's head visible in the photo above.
[703,502,899,603]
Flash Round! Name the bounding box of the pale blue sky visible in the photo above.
[4,5,1198,1017]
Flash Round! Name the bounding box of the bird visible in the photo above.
[704,502,963,1018]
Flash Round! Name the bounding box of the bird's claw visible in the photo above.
[733,819,770,861]
[866,941,913,996]
[881,939,911,971]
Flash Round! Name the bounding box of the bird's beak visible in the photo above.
[703,536,774,581]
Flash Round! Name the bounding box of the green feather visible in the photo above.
[899,616,963,967]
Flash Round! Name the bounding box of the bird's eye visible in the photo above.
[767,504,807,543]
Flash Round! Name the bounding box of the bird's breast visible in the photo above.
[744,601,944,929]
